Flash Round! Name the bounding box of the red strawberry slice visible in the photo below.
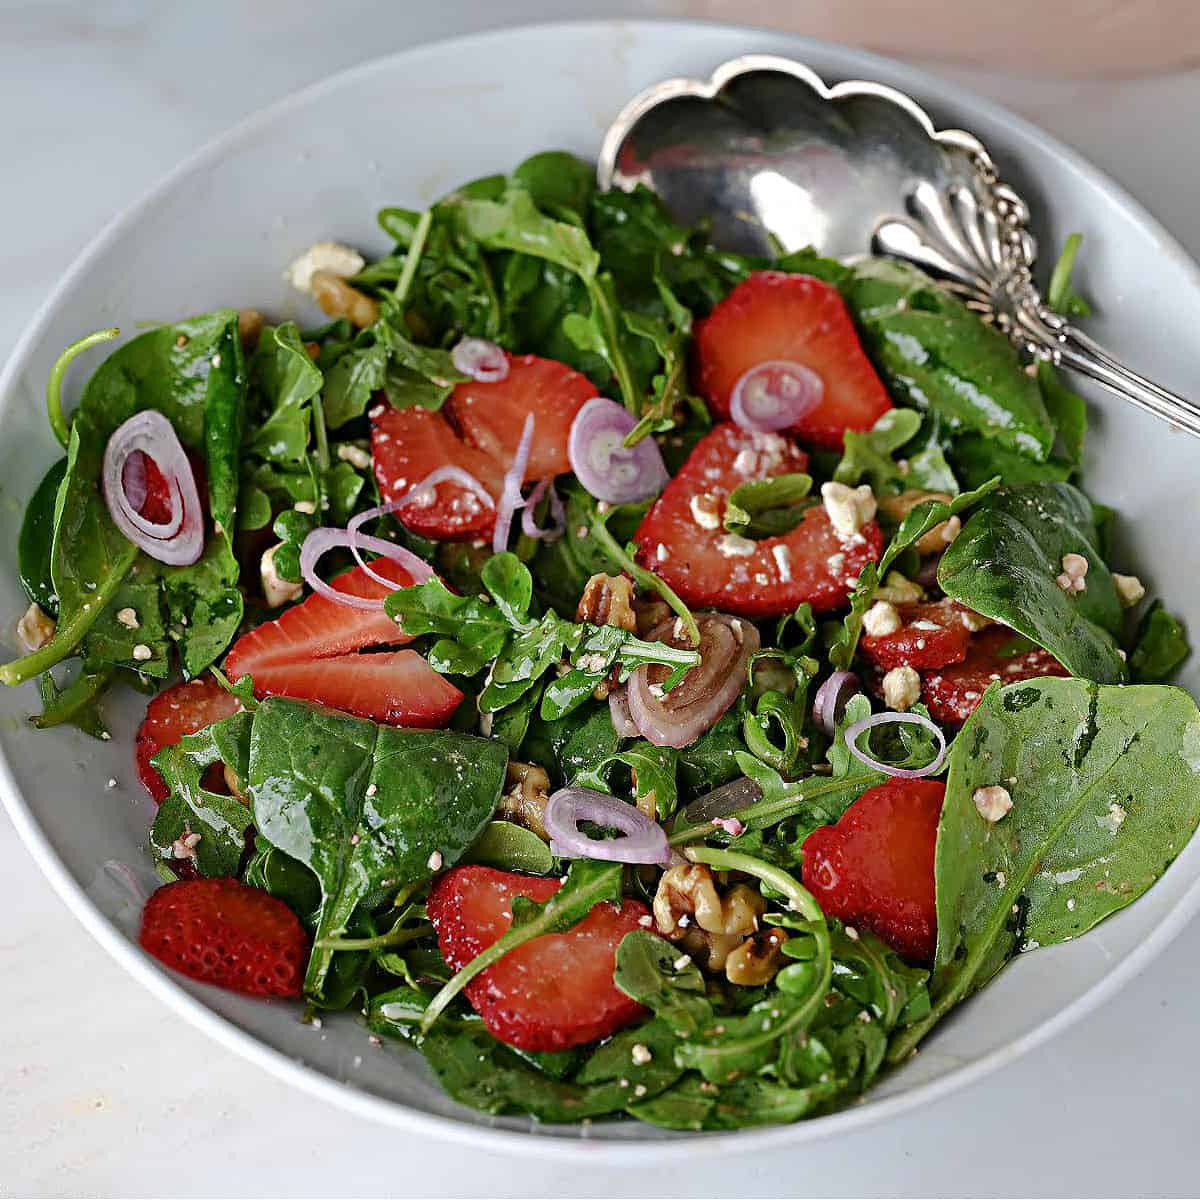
[139,877,308,997]
[802,779,945,962]
[921,627,1069,725]
[445,353,597,481]
[372,354,596,541]
[224,558,462,727]
[633,423,882,617]
[860,599,973,671]
[693,272,893,449]
[427,865,650,1052]
[136,677,243,803]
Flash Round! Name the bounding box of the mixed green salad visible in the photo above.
[4,149,1198,1131]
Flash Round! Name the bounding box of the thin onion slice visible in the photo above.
[493,413,534,553]
[682,775,764,825]
[567,396,669,504]
[521,477,566,542]
[544,787,671,865]
[812,670,861,737]
[608,686,639,738]
[299,526,432,612]
[628,613,759,749]
[843,711,948,780]
[102,410,203,565]
[730,360,823,433]
[451,336,509,383]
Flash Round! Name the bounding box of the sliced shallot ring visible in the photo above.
[492,413,534,553]
[544,786,671,865]
[102,410,203,565]
[812,670,862,737]
[567,396,669,504]
[730,360,823,433]
[843,710,947,780]
[451,336,509,383]
[299,526,432,612]
[608,686,639,738]
[520,477,566,542]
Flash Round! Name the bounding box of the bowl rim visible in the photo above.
[3,16,1199,1161]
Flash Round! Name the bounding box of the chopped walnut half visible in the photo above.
[237,308,264,347]
[310,269,380,329]
[576,573,637,633]
[634,596,671,638]
[878,490,958,555]
[725,928,790,986]
[653,864,763,938]
[497,760,551,839]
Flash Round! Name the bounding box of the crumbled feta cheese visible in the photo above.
[875,571,924,606]
[293,499,317,515]
[655,543,670,563]
[820,481,876,539]
[716,533,756,557]
[973,784,1013,823]
[771,544,792,582]
[1112,572,1146,608]
[427,850,444,871]
[673,955,692,971]
[862,600,902,638]
[1055,552,1089,595]
[365,783,378,797]
[576,652,608,673]
[16,602,55,652]
[882,665,921,711]
[844,925,860,941]
[911,619,941,632]
[131,643,153,662]
[689,491,722,530]
[116,607,140,630]
[261,543,304,608]
[633,1083,648,1098]
[638,914,653,927]
[337,443,372,470]
[285,240,366,294]
[939,515,962,546]
[960,608,991,632]
[631,1043,653,1065]
[171,830,202,859]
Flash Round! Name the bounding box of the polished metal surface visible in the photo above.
[598,55,1200,439]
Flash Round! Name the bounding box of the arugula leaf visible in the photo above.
[245,697,506,1001]
[149,712,254,878]
[420,859,622,1032]
[834,409,922,493]
[614,930,712,1037]
[321,333,388,428]
[629,1072,841,1131]
[938,482,1126,682]
[841,258,1054,461]
[576,741,681,821]
[17,457,66,614]
[32,662,112,737]
[510,150,595,220]
[677,705,748,797]
[246,322,322,462]
[622,275,700,445]
[723,473,813,538]
[1130,600,1191,682]
[891,677,1200,1061]
[827,479,999,671]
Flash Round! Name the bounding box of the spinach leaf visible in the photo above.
[463,821,554,874]
[510,150,595,220]
[149,712,254,878]
[841,258,1054,461]
[677,705,747,797]
[614,930,712,1038]
[18,457,66,614]
[949,432,1074,491]
[827,479,999,671]
[320,334,388,428]
[891,677,1200,1061]
[33,663,112,738]
[938,482,1126,682]
[1130,601,1191,682]
[245,697,506,1000]
[629,1072,840,1131]
[420,859,622,1032]
[245,322,323,462]
[723,473,813,539]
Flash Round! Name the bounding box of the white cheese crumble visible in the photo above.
[427,850,444,871]
[716,533,756,558]
[285,240,366,294]
[335,443,372,470]
[771,544,792,582]
[631,1043,653,1065]
[116,607,140,629]
[16,602,55,652]
[820,481,876,539]
[1055,552,1089,595]
[131,643,153,662]
[973,784,1013,823]
[655,543,670,563]
[960,608,991,632]
[689,492,721,530]
[862,600,902,638]
[882,665,921,711]
[1112,573,1146,608]
[293,499,317,514]
[876,571,924,605]
[261,543,304,608]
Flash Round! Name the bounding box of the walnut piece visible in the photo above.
[725,928,789,986]
[576,573,637,633]
[310,269,380,329]
[878,489,958,555]
[497,760,551,839]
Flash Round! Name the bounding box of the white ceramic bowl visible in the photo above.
[2,20,1198,1158]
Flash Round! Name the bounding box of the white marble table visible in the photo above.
[4,4,1200,1196]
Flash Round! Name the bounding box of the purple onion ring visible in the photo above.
[493,413,534,553]
[567,396,669,504]
[730,360,823,433]
[843,711,947,780]
[520,476,566,542]
[299,526,432,612]
[451,336,509,383]
[544,786,671,865]
[812,670,862,737]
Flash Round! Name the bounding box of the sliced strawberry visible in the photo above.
[139,877,308,997]
[445,353,596,481]
[427,865,650,1052]
[921,627,1069,725]
[136,677,243,803]
[860,599,973,671]
[693,272,892,449]
[224,558,462,727]
[633,423,882,617]
[802,779,945,962]
[372,355,596,541]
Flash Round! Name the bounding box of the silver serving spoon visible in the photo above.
[598,55,1200,439]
